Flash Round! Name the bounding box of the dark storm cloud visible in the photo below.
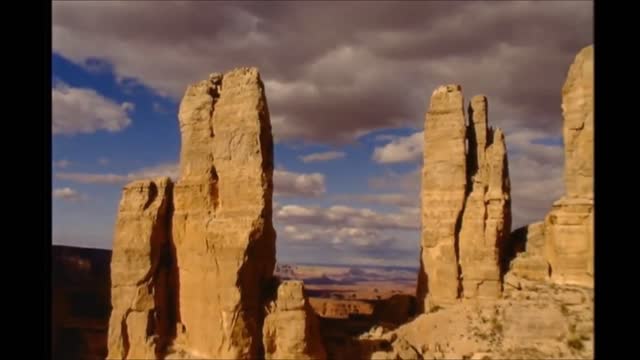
[53,1,592,143]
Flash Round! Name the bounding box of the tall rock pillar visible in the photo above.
[544,45,594,287]
[171,68,277,358]
[418,87,512,311]
[459,96,511,299]
[107,177,173,360]
[417,85,468,311]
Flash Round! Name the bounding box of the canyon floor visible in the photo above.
[53,246,593,360]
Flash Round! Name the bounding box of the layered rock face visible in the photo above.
[170,68,276,358]
[543,45,594,287]
[459,96,511,299]
[106,67,277,360]
[418,86,511,310]
[263,281,327,360]
[505,45,594,288]
[506,222,550,282]
[107,178,173,359]
[417,85,468,310]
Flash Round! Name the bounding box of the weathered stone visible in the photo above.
[507,222,550,282]
[561,45,594,200]
[418,84,468,310]
[170,67,276,358]
[459,96,511,299]
[544,198,593,287]
[107,177,173,360]
[419,87,512,308]
[543,45,594,287]
[263,281,327,360]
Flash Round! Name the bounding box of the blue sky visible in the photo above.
[52,1,591,267]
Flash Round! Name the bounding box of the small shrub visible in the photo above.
[430,305,443,313]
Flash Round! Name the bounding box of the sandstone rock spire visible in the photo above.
[170,67,276,359]
[107,177,173,359]
[543,45,594,287]
[417,84,468,311]
[418,87,512,310]
[459,102,511,299]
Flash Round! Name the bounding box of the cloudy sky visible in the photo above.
[51,1,593,267]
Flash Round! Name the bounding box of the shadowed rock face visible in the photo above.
[169,67,276,359]
[107,177,173,359]
[418,85,511,311]
[52,246,111,360]
[459,97,511,300]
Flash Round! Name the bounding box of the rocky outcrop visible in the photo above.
[418,85,468,310]
[505,222,550,282]
[263,281,327,360]
[418,86,511,310]
[459,96,511,299]
[505,45,594,288]
[361,282,593,360]
[543,45,594,287]
[107,177,173,359]
[169,68,276,359]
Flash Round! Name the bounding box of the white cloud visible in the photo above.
[56,164,325,198]
[56,162,179,184]
[52,187,86,201]
[298,151,346,163]
[53,159,71,169]
[274,169,326,197]
[373,131,423,164]
[98,157,110,166]
[52,82,134,135]
[276,204,419,231]
[333,193,418,207]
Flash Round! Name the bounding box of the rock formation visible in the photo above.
[418,86,511,310]
[543,45,594,287]
[459,96,511,299]
[107,177,173,359]
[505,222,549,282]
[105,67,277,360]
[263,280,327,360]
[505,45,594,288]
[170,67,276,358]
[417,85,468,310]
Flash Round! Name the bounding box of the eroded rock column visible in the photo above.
[107,177,173,360]
[418,85,468,311]
[263,280,327,360]
[170,68,276,358]
[543,45,594,287]
[459,97,511,298]
[419,87,512,309]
